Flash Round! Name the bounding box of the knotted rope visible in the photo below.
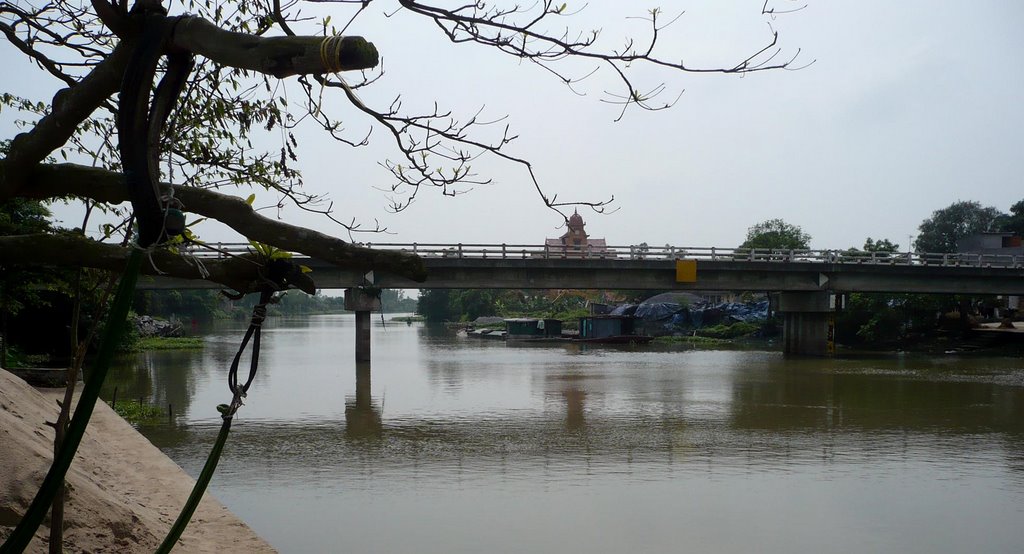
[320,34,347,74]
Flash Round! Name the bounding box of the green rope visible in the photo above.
[1,248,144,553]
[157,289,273,552]
[155,411,232,554]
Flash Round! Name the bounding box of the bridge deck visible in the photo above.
[137,243,1024,294]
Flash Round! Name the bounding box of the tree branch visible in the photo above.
[170,17,379,78]
[2,161,428,281]
[90,0,129,38]
[1,42,131,197]
[0,233,270,293]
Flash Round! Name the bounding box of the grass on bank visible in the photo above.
[127,337,205,351]
[654,335,733,346]
[1,346,49,368]
[655,321,764,346]
[694,322,761,339]
[108,400,165,424]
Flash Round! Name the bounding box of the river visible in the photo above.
[105,314,1024,553]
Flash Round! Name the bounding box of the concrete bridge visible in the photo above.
[140,243,1024,357]
[143,242,1024,294]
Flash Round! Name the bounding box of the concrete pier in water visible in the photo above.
[773,291,837,356]
[344,288,381,362]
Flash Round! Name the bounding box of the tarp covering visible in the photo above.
[610,304,638,316]
[624,299,770,328]
[634,302,682,321]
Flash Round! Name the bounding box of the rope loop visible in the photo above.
[319,34,346,73]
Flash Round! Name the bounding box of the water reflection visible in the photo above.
[344,361,382,439]
[121,316,1024,553]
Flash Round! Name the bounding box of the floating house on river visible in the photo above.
[505,318,564,341]
[577,315,653,344]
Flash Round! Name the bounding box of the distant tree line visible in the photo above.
[416,289,634,323]
[914,200,1024,253]
[738,199,1024,254]
[134,288,417,320]
[740,197,1023,348]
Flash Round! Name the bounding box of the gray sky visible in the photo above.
[3,1,1022,251]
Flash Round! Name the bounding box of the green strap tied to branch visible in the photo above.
[156,288,274,552]
[154,413,232,554]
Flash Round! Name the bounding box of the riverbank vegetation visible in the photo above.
[127,337,204,352]
[133,288,417,321]
[417,289,631,324]
[653,335,734,346]
[108,400,165,424]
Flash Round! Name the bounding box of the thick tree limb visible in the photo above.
[1,14,377,200]
[170,17,378,78]
[0,233,270,293]
[91,0,129,38]
[2,160,428,282]
[1,43,131,197]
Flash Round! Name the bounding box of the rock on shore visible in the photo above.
[0,368,275,553]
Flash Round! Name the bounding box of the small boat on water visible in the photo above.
[576,315,653,344]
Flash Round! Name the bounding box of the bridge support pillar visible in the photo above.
[345,288,381,362]
[773,291,836,357]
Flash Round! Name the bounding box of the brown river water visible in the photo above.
[106,314,1024,553]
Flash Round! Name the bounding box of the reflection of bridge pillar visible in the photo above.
[562,387,586,431]
[345,360,382,438]
[345,288,381,362]
[773,291,836,357]
[355,361,372,408]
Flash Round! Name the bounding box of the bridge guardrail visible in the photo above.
[186,243,1024,269]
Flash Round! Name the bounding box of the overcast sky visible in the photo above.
[3,1,1022,252]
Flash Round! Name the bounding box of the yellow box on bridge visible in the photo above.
[675,259,697,283]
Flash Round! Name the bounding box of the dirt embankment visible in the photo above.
[0,368,275,553]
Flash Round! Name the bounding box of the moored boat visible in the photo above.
[576,315,653,344]
[505,318,566,342]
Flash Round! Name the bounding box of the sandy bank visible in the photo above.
[0,368,276,553]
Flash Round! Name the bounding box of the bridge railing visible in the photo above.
[187,243,1024,268]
